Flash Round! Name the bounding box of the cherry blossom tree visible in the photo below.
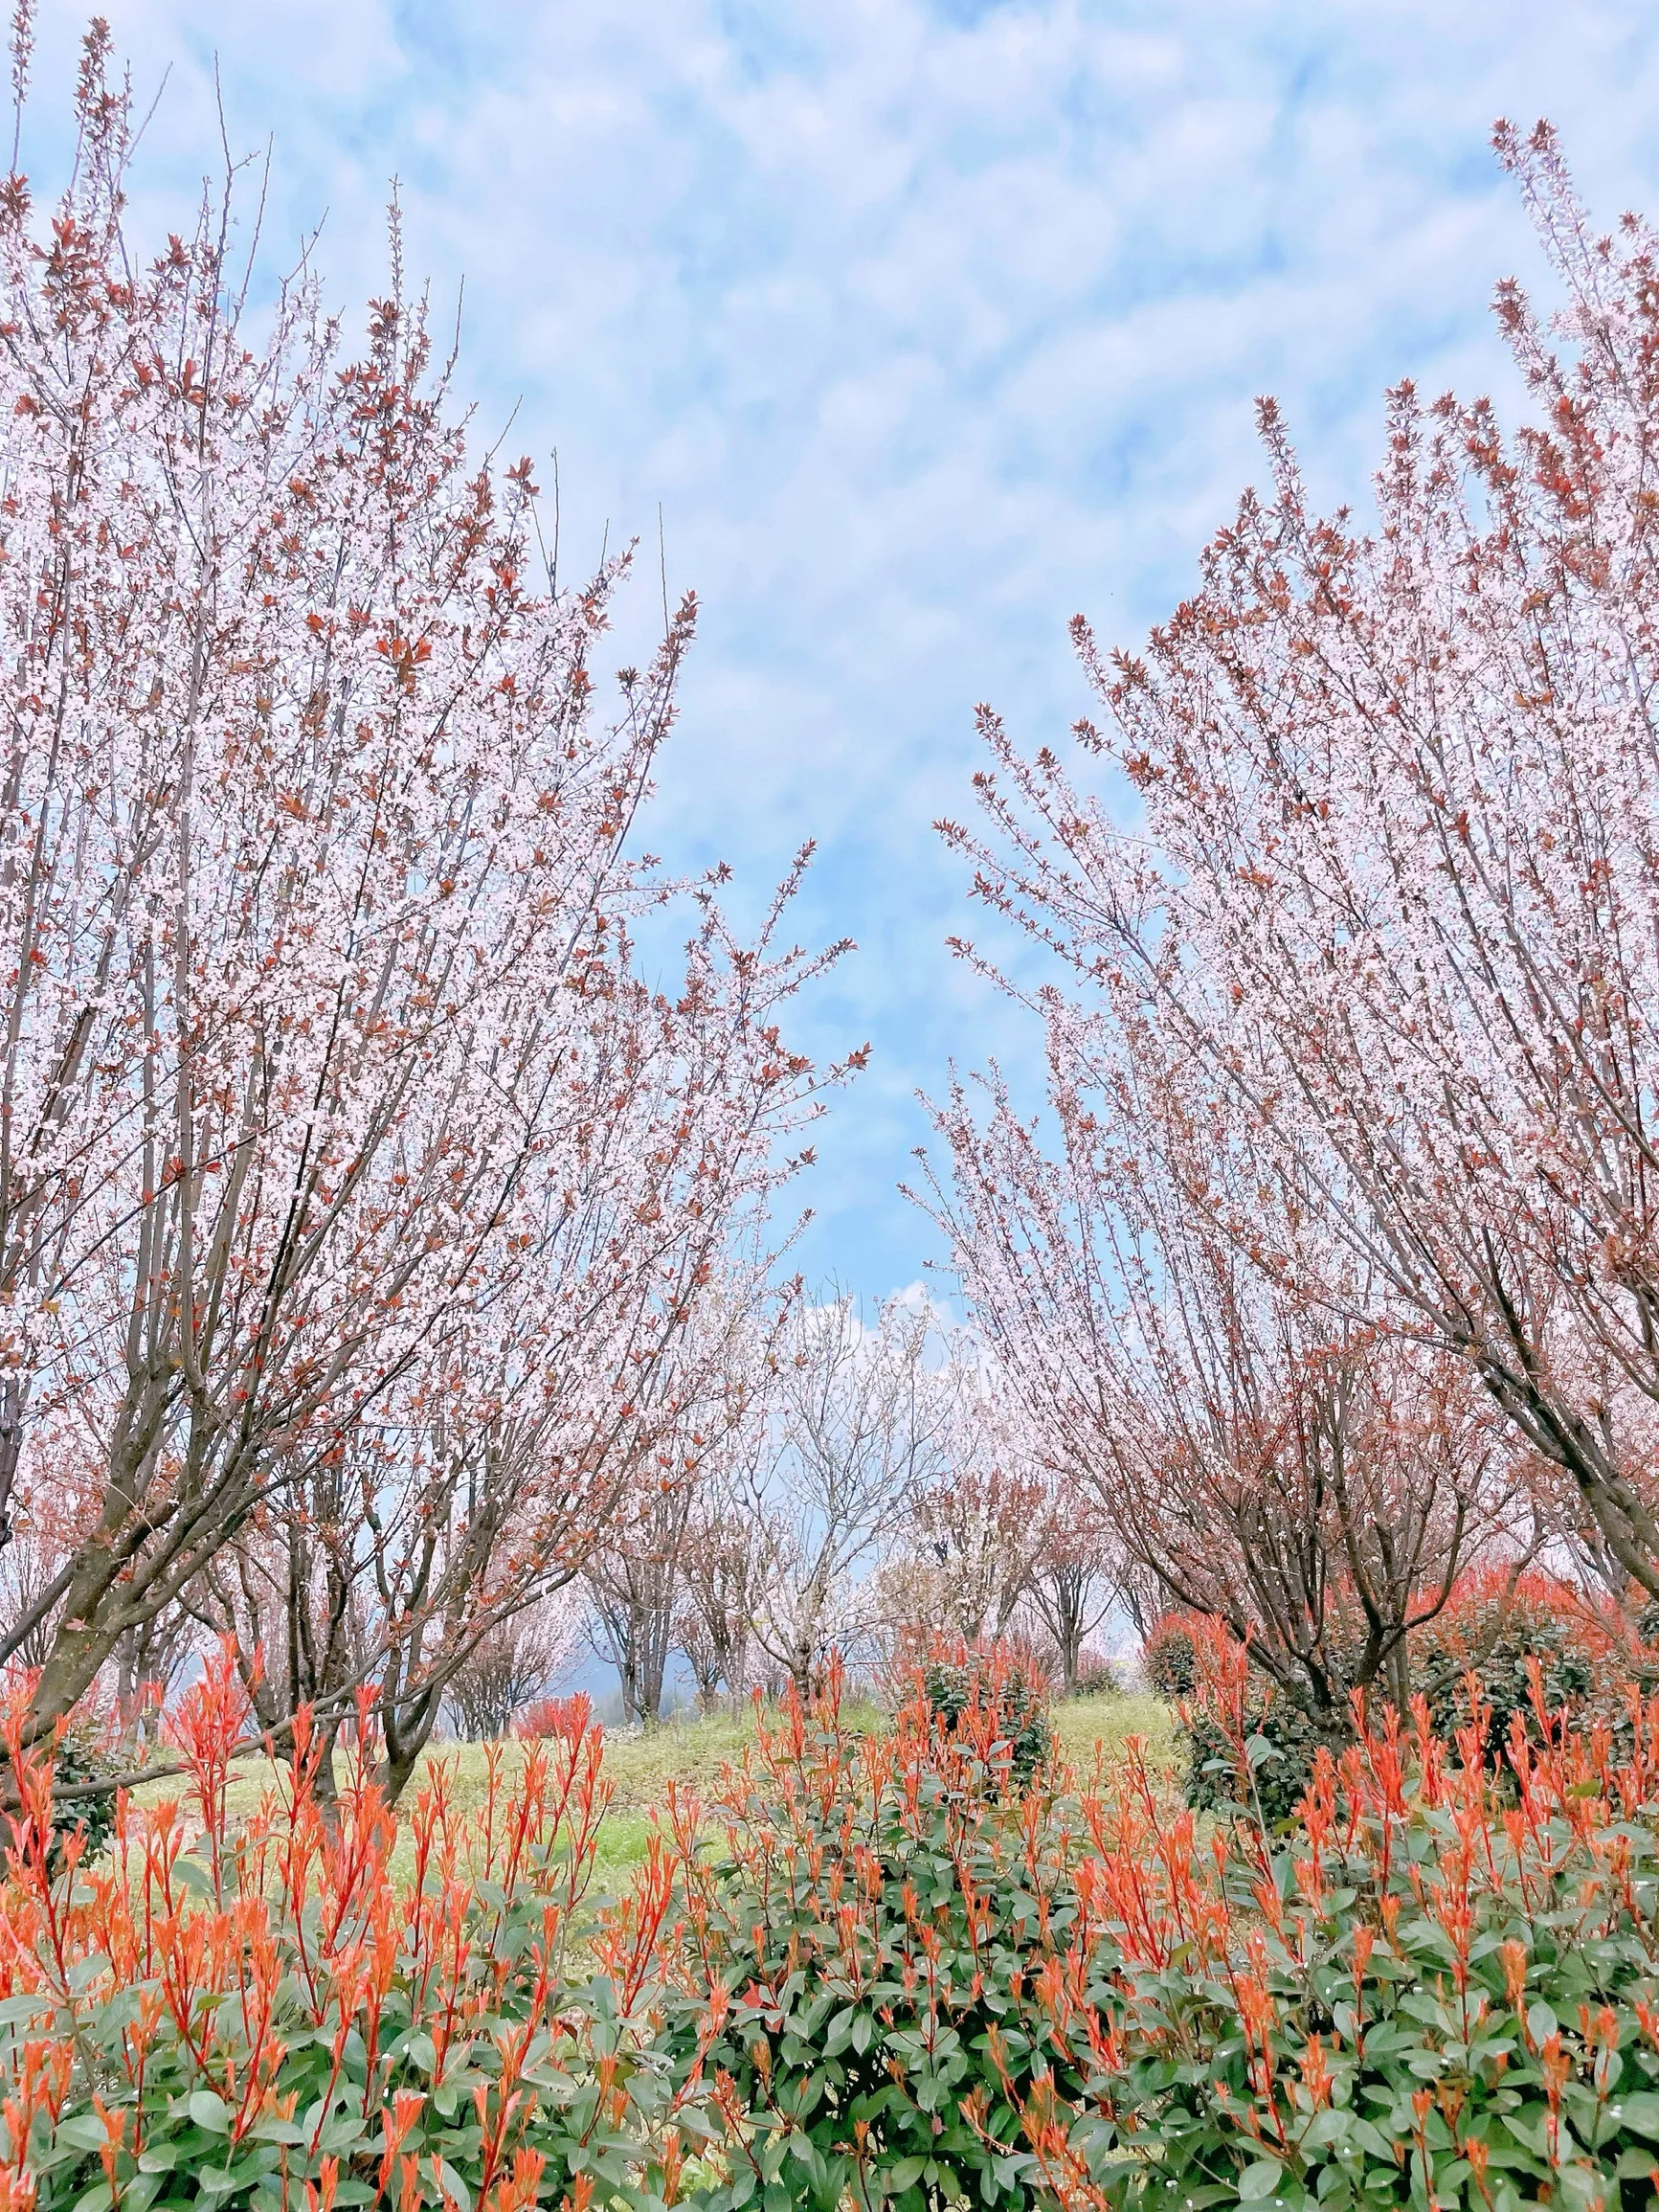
[1019,1478,1123,1697]
[907,1369,1046,1643]
[674,1410,774,1712]
[923,1035,1517,1715]
[931,122,1659,1630]
[584,1472,700,1729]
[442,1591,580,1743]
[185,900,830,1795]
[0,20,847,1771]
[863,1361,1121,1685]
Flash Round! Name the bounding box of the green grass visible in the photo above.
[583,1690,1178,1869]
[1051,1689,1178,1781]
[140,1690,1180,1881]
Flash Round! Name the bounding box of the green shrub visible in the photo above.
[18,1633,1659,2212]
[1140,1615,1198,1700]
[1164,1577,1653,1832]
[998,1696,1659,2211]
[1414,1568,1611,1766]
[1148,1614,1347,1830]
[658,1655,1081,2212]
[920,1638,1054,1792]
[1182,1684,1339,1831]
[1068,1651,1122,1701]
[47,1708,118,1863]
[657,1638,1659,2210]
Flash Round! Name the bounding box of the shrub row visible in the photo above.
[1044,1630,1659,2210]
[0,1654,721,2212]
[5,1635,1659,2209]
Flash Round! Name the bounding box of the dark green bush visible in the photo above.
[1162,1575,1653,1833]
[49,1711,119,1862]
[1001,1696,1659,2212]
[0,1656,707,2212]
[1182,1685,1341,1831]
[12,1637,1659,2212]
[1141,1615,1198,1699]
[920,1640,1053,1792]
[1145,1613,1351,1830]
[659,1646,1659,2210]
[1414,1569,1607,1767]
[1068,1650,1121,1700]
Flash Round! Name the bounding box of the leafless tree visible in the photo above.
[1019,1479,1122,1696]
[745,1294,955,1695]
[908,1372,1048,1641]
[675,1429,773,1711]
[585,1473,701,1727]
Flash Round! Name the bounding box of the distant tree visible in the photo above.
[444,1594,580,1742]
[674,1425,773,1711]
[1019,1479,1121,1698]
[0,1511,70,1678]
[111,1605,197,1751]
[585,1474,700,1729]
[924,1048,1514,1718]
[746,1295,953,1696]
[908,1372,1047,1642]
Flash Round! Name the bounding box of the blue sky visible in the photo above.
[27,0,1659,1305]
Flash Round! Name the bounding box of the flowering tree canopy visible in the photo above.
[927,124,1652,1653]
[0,23,848,1770]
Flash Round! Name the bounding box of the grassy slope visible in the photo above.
[593,1690,1178,1869]
[145,1691,1179,1880]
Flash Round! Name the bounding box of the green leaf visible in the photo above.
[1349,2118,1398,2163]
[434,2160,473,2212]
[188,2090,231,2134]
[1239,2157,1285,2201]
[1614,2091,1659,2140]
[247,2117,306,2146]
[56,2115,116,2153]
[886,2156,927,2191]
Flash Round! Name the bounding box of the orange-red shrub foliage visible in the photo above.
[0,1646,717,2211]
[988,1676,1659,2209]
[510,1693,595,1745]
